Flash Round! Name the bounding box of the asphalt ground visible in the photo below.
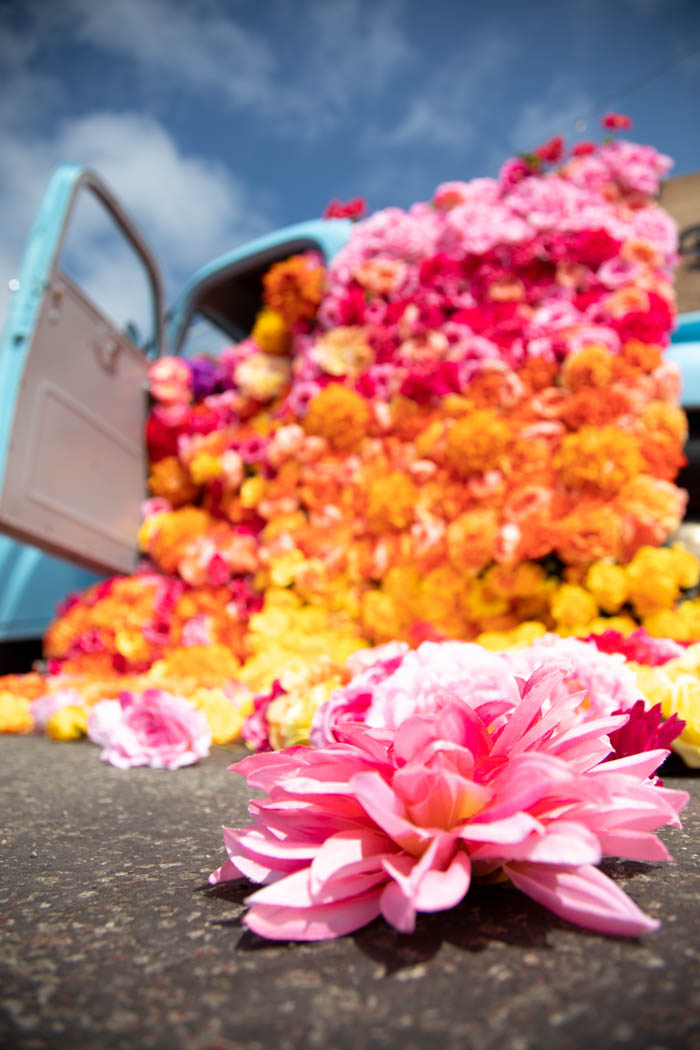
[1,735,699,1050]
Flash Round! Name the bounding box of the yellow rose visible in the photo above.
[585,562,628,614]
[46,705,88,741]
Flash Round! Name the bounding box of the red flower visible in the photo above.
[572,141,596,156]
[601,112,632,130]
[535,135,565,164]
[145,415,179,461]
[323,197,367,221]
[608,699,685,761]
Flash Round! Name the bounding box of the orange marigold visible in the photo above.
[560,387,630,429]
[304,384,370,451]
[148,456,200,507]
[518,357,559,392]
[555,425,642,495]
[262,254,325,327]
[614,339,663,377]
[366,471,418,532]
[616,476,686,536]
[445,410,511,477]
[641,401,688,444]
[556,502,623,566]
[561,345,614,392]
[446,508,498,572]
[638,432,687,482]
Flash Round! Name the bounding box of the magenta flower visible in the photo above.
[88,689,210,770]
[211,665,688,941]
[607,700,685,761]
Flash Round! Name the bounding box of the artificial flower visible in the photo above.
[211,660,687,940]
[87,689,211,769]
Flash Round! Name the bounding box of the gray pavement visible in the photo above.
[1,735,699,1050]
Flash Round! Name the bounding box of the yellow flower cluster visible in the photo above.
[632,647,700,767]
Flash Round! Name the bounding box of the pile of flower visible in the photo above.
[1,116,699,768]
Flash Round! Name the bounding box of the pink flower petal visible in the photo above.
[245,892,383,941]
[504,862,660,937]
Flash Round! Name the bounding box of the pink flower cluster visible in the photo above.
[311,637,643,745]
[88,688,211,769]
[212,661,688,941]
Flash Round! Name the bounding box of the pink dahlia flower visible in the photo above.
[211,665,687,941]
[88,689,211,770]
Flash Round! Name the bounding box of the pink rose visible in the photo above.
[87,689,211,770]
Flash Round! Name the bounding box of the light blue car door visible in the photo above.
[0,165,164,641]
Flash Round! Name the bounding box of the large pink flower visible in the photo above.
[211,665,687,940]
[88,689,210,769]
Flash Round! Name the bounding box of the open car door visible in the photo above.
[0,166,164,575]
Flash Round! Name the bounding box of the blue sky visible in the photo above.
[1,0,699,332]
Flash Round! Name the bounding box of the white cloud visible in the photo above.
[0,110,271,340]
[33,0,414,140]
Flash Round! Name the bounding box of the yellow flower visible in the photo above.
[668,543,700,590]
[633,665,700,768]
[269,550,306,587]
[0,692,34,733]
[252,307,291,356]
[115,628,151,663]
[190,451,224,486]
[585,614,638,635]
[240,476,267,509]
[550,584,598,630]
[267,678,341,750]
[361,590,408,642]
[584,562,628,614]
[626,547,680,617]
[476,621,547,650]
[46,705,88,740]
[189,686,253,745]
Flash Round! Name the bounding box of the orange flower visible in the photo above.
[605,286,649,319]
[445,410,511,477]
[353,259,405,296]
[641,401,688,444]
[148,456,200,507]
[555,426,642,495]
[446,508,498,572]
[613,339,663,377]
[518,357,559,392]
[616,476,687,537]
[556,502,623,566]
[561,345,614,392]
[366,472,418,532]
[560,387,630,429]
[262,254,325,326]
[304,384,370,451]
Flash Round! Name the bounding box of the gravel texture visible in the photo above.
[1,735,699,1050]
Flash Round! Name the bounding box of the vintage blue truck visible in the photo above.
[0,165,699,653]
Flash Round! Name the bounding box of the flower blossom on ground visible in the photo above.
[87,688,211,769]
[212,662,688,941]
